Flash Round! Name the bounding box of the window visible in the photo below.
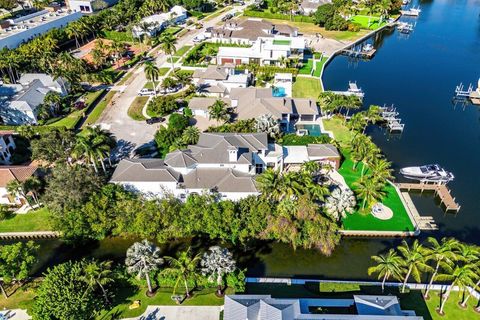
[255,164,264,174]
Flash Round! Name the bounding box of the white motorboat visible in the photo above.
[362,43,374,52]
[400,7,421,16]
[400,164,454,182]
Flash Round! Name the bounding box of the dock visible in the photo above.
[396,22,414,34]
[397,183,461,212]
[342,47,376,58]
[330,81,365,99]
[379,105,405,132]
[453,81,480,106]
[400,192,438,230]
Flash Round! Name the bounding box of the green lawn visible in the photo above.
[0,207,52,232]
[168,56,180,63]
[292,77,322,98]
[313,57,329,77]
[159,67,170,76]
[280,133,330,145]
[323,116,354,147]
[101,285,229,319]
[143,82,155,90]
[298,59,314,75]
[175,45,192,57]
[118,71,134,85]
[339,151,414,232]
[48,109,83,129]
[0,281,38,310]
[273,39,291,46]
[350,15,387,30]
[127,96,149,121]
[83,90,116,126]
[101,30,135,42]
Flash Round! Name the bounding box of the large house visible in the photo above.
[132,6,187,38]
[206,18,299,45]
[189,87,319,126]
[111,132,340,200]
[224,294,423,320]
[0,165,38,205]
[0,131,16,165]
[217,36,306,66]
[0,8,82,49]
[0,74,68,125]
[192,65,252,98]
[300,0,332,15]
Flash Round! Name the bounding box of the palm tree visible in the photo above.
[423,237,459,298]
[208,100,230,123]
[6,180,31,208]
[256,169,283,201]
[125,240,164,295]
[368,249,404,292]
[353,177,386,210]
[301,161,321,175]
[368,158,393,183]
[162,247,201,298]
[182,126,200,145]
[72,126,115,173]
[398,240,432,293]
[436,264,478,315]
[80,260,114,304]
[43,91,62,116]
[144,61,160,97]
[23,176,42,205]
[159,34,177,70]
[282,172,304,199]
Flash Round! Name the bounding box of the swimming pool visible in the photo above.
[296,124,322,136]
[272,86,287,97]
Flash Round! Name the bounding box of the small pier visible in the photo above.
[330,81,365,99]
[379,105,405,132]
[396,22,414,34]
[400,7,421,17]
[342,47,376,59]
[400,192,438,231]
[454,81,480,105]
[397,183,461,213]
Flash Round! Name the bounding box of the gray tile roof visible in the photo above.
[212,19,275,41]
[189,97,231,111]
[307,144,340,158]
[192,65,229,80]
[111,159,181,183]
[301,0,332,11]
[181,168,257,193]
[164,150,197,168]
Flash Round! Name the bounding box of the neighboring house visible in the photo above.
[132,6,188,38]
[111,132,341,200]
[217,36,306,66]
[188,97,231,118]
[206,18,298,45]
[192,65,251,97]
[0,131,16,165]
[0,165,38,205]
[224,294,423,320]
[66,0,119,13]
[0,9,82,49]
[300,0,332,15]
[0,74,68,125]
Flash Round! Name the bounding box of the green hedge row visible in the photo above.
[244,10,315,23]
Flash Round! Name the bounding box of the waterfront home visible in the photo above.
[111,132,340,200]
[300,0,332,15]
[132,6,187,38]
[217,36,306,66]
[188,97,231,118]
[224,294,423,319]
[0,165,38,205]
[66,0,118,13]
[192,65,252,98]
[207,18,298,45]
[0,131,16,165]
[0,8,82,49]
[0,74,68,125]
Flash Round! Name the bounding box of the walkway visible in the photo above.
[400,192,438,231]
[122,306,223,320]
[397,183,461,212]
[0,309,31,320]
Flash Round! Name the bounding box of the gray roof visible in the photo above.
[230,87,319,120]
[307,144,340,158]
[192,65,229,80]
[197,82,228,94]
[111,159,181,183]
[188,97,231,111]
[9,80,50,112]
[181,168,257,193]
[164,150,197,168]
[212,19,275,41]
[301,0,332,11]
[273,24,298,36]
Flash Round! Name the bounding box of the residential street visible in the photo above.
[96,4,250,150]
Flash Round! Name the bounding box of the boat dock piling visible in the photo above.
[397,182,461,213]
[379,105,405,132]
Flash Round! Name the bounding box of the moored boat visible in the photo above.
[400,164,454,182]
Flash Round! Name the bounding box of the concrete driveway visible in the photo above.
[123,306,223,320]
[97,3,252,150]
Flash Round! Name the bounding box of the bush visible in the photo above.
[226,269,246,293]
[279,133,332,145]
[168,113,189,133]
[325,14,349,31]
[148,96,179,116]
[0,206,13,221]
[314,4,335,26]
[348,23,361,32]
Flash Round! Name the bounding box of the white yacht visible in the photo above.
[400,164,454,182]
[362,43,374,52]
[400,7,421,16]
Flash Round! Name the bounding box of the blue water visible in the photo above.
[296,124,322,136]
[273,86,287,97]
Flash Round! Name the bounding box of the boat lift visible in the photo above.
[379,104,405,133]
[330,81,365,100]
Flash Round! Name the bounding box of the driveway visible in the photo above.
[97,3,252,150]
[123,306,223,320]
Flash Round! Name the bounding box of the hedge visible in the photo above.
[244,10,315,23]
[100,30,135,42]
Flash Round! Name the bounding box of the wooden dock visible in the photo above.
[342,48,376,58]
[397,183,461,212]
[400,192,437,231]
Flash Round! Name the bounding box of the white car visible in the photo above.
[193,34,205,43]
[138,88,155,96]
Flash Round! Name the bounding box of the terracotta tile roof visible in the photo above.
[0,165,37,187]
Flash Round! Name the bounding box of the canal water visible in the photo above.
[11,0,480,280]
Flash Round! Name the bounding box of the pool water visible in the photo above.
[296,124,322,136]
[272,86,286,97]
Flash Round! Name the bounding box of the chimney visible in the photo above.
[228,146,238,162]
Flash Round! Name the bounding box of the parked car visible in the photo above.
[146,117,165,125]
[193,34,205,43]
[138,88,155,96]
[222,13,234,21]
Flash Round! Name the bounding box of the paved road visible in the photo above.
[97,4,251,150]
